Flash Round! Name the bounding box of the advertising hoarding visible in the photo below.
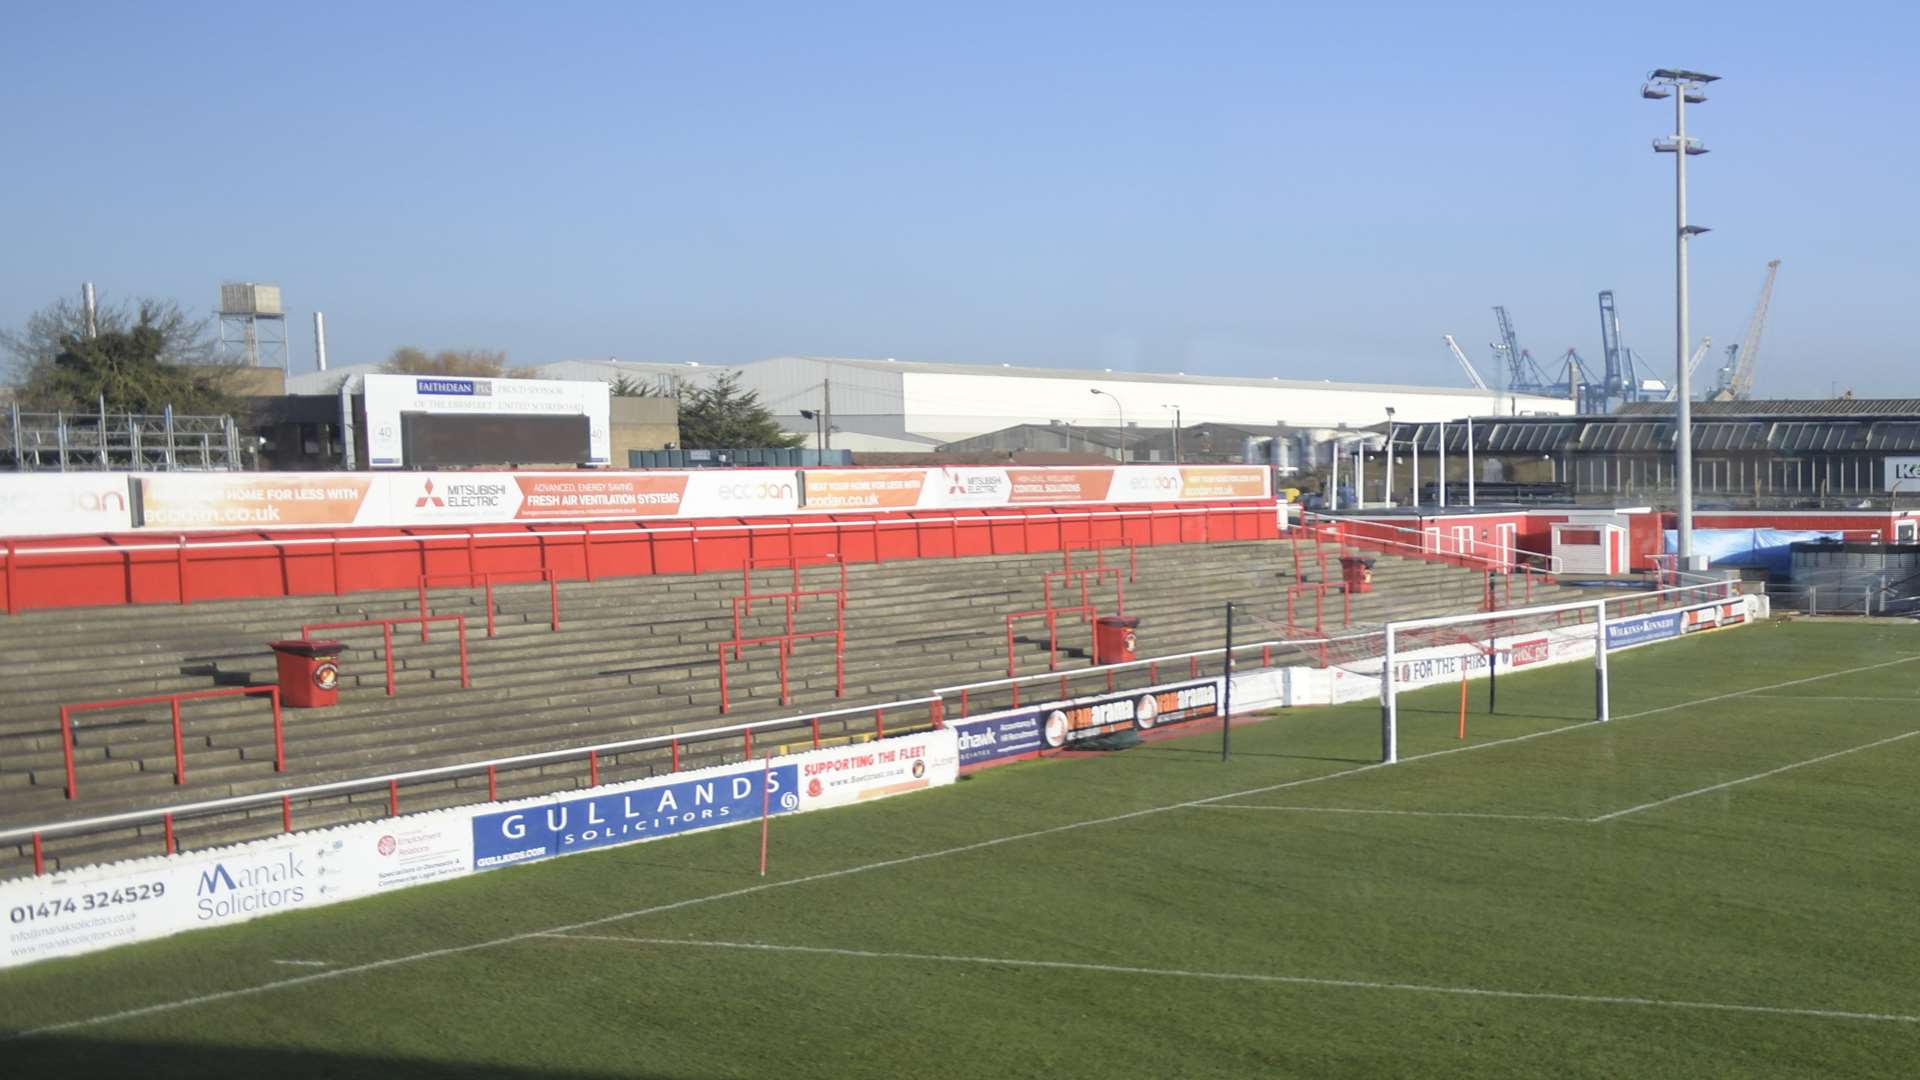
[136,475,375,529]
[0,475,136,536]
[1,730,958,969]
[949,678,1220,768]
[471,764,799,870]
[1885,457,1920,492]
[794,730,958,810]
[1604,610,1684,650]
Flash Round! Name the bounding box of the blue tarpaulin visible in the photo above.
[1663,528,1839,575]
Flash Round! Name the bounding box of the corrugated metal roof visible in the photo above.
[1694,421,1769,451]
[1770,421,1864,452]
[1865,422,1920,451]
[1616,398,1920,417]
[1580,421,1673,452]
[1484,421,1576,453]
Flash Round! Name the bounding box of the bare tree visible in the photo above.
[380,347,510,377]
[2,292,220,409]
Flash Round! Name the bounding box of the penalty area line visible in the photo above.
[1588,728,1920,823]
[537,933,1920,1026]
[1187,805,1584,822]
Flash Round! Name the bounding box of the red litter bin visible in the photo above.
[1339,556,1375,594]
[1095,616,1139,665]
[268,639,345,708]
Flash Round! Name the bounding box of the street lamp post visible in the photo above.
[1162,405,1183,463]
[1645,67,1719,570]
[1383,407,1397,506]
[1090,388,1125,461]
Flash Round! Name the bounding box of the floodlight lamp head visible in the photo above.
[1681,224,1712,236]
[1683,87,1708,103]
[1641,83,1672,99]
[1650,68,1720,83]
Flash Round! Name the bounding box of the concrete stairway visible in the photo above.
[0,538,1591,877]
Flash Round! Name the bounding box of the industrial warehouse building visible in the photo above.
[292,355,1579,454]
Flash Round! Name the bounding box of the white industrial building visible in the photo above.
[708,356,1576,452]
[289,355,1576,454]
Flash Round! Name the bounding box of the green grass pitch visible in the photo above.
[3,619,1918,1078]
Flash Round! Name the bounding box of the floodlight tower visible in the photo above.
[1644,68,1718,569]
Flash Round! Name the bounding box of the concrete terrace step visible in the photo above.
[0,538,1591,875]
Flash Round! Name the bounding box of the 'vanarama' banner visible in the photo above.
[118,465,1268,532]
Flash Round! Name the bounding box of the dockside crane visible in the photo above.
[1443,334,1490,390]
[1662,337,1713,402]
[1713,260,1781,400]
[1597,290,1639,405]
[1490,306,1550,392]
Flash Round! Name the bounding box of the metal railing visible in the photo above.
[5,404,243,472]
[1299,510,1564,577]
[57,686,284,800]
[1005,604,1098,675]
[298,614,472,696]
[7,695,942,875]
[6,576,1753,875]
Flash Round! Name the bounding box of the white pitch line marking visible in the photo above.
[538,934,1920,1026]
[1589,729,1920,823]
[269,960,332,968]
[1187,805,1584,822]
[1744,695,1920,703]
[12,651,1919,1040]
[1609,653,1920,723]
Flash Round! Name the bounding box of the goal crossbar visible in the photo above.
[1380,595,1630,764]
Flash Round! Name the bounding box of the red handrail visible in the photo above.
[1005,604,1097,676]
[57,686,284,799]
[418,568,559,638]
[731,588,846,653]
[741,553,847,620]
[300,614,471,696]
[1042,567,1125,616]
[11,693,945,873]
[1088,538,1139,583]
[716,628,845,714]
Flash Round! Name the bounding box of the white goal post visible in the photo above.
[1380,598,1610,764]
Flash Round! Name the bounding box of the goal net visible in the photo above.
[1370,600,1612,764]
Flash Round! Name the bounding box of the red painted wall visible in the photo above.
[0,500,1277,616]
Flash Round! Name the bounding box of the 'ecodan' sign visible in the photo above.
[0,475,135,536]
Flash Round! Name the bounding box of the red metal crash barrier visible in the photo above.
[1042,566,1125,616]
[741,554,847,619]
[57,686,284,800]
[299,614,471,696]
[1005,604,1097,676]
[0,503,1273,616]
[716,628,846,714]
[9,694,943,874]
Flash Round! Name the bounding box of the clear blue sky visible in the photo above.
[3,1,1914,396]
